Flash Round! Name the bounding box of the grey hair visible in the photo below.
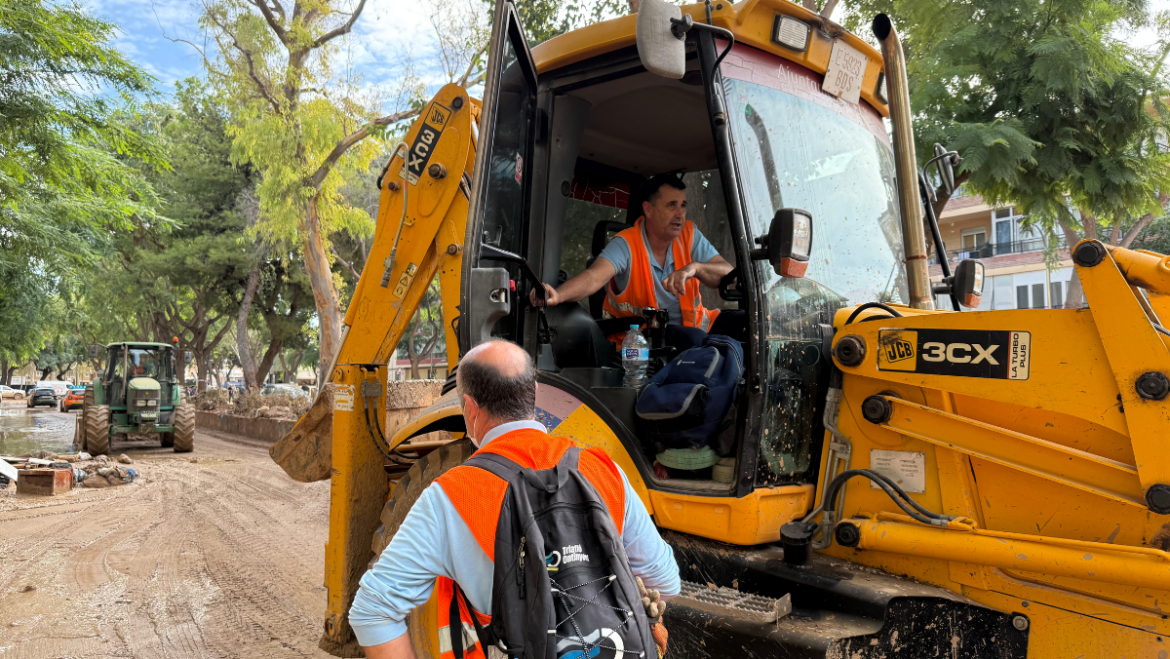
[457,340,536,422]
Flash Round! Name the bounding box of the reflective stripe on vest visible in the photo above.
[601,218,718,330]
[431,429,628,659]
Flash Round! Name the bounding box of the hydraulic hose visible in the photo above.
[822,469,955,528]
[844,302,904,325]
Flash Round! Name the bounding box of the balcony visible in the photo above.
[930,236,1065,265]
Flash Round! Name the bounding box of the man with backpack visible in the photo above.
[351,339,680,659]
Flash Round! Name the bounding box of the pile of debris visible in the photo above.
[193,388,310,420]
[1,450,139,495]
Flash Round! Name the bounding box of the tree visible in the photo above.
[197,0,484,383]
[843,0,1170,307]
[0,0,166,272]
[399,279,446,379]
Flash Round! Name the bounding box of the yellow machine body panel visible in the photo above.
[816,242,1170,651]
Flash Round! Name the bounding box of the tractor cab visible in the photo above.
[459,0,906,497]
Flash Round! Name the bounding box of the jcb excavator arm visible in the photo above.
[267,84,477,654]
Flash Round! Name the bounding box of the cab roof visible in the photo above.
[106,342,175,349]
[531,0,889,117]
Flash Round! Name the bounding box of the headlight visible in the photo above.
[147,400,157,406]
[137,399,147,407]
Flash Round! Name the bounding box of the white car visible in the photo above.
[0,385,25,400]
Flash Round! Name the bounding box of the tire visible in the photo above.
[172,403,195,453]
[84,405,111,456]
[368,439,476,654]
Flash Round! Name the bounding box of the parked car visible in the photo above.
[260,383,309,399]
[0,385,25,400]
[26,385,57,408]
[34,381,72,398]
[59,388,85,412]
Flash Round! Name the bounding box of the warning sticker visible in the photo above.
[400,102,451,185]
[333,385,355,412]
[877,329,1031,380]
[870,449,926,494]
[392,262,418,299]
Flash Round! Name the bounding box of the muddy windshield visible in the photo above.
[722,46,907,484]
[722,46,908,333]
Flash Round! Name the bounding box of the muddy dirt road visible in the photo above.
[0,403,334,659]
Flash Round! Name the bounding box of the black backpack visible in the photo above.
[450,447,655,659]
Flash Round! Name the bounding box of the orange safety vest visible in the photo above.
[602,218,719,331]
[431,428,627,659]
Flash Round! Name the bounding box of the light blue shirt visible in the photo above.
[597,222,720,324]
[349,419,681,647]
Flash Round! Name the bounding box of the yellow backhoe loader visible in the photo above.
[270,0,1170,656]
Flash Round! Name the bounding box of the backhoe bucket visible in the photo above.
[270,386,334,482]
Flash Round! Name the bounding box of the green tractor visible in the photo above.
[76,342,195,455]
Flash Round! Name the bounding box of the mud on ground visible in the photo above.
[0,421,334,659]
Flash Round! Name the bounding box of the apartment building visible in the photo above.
[927,190,1073,310]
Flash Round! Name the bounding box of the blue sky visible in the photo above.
[86,0,446,104]
[88,0,1170,102]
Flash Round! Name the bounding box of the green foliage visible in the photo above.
[843,0,1170,230]
[0,265,51,365]
[0,0,167,270]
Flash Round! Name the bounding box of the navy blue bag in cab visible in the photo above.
[635,334,744,449]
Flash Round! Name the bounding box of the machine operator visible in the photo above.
[533,173,747,351]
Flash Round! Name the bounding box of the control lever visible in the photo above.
[480,243,551,344]
[641,307,670,350]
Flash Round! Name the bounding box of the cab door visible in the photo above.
[459,0,538,353]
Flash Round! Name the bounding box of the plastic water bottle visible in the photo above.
[621,325,650,388]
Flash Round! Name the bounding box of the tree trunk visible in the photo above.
[256,338,283,385]
[303,195,344,384]
[1059,218,1086,309]
[1,359,7,386]
[56,363,74,380]
[41,366,52,380]
[196,353,210,393]
[237,263,262,389]
[407,324,421,380]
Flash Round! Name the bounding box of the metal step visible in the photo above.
[674,579,792,625]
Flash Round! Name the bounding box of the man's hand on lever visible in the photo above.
[530,283,560,307]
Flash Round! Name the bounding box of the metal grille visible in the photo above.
[675,580,791,624]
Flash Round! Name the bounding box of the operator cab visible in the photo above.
[462,0,909,495]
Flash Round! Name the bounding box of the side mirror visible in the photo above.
[750,208,813,278]
[636,0,686,79]
[932,143,962,196]
[88,345,100,359]
[932,258,984,308]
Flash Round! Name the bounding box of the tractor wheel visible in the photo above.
[172,403,195,453]
[84,405,111,456]
[369,439,476,655]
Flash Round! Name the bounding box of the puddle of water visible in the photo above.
[0,406,78,456]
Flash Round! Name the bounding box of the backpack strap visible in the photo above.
[468,447,580,493]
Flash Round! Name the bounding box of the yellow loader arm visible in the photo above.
[270,83,475,483]
[266,84,477,655]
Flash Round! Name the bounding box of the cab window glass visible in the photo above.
[480,34,532,258]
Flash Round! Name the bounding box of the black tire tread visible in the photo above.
[85,404,111,456]
[172,403,195,452]
[371,439,476,559]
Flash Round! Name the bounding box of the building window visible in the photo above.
[1016,285,1029,309]
[961,228,987,251]
[1050,281,1063,309]
[994,276,1015,310]
[1031,283,1046,309]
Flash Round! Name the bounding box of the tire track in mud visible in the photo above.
[0,429,333,658]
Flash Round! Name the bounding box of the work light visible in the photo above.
[772,15,810,52]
